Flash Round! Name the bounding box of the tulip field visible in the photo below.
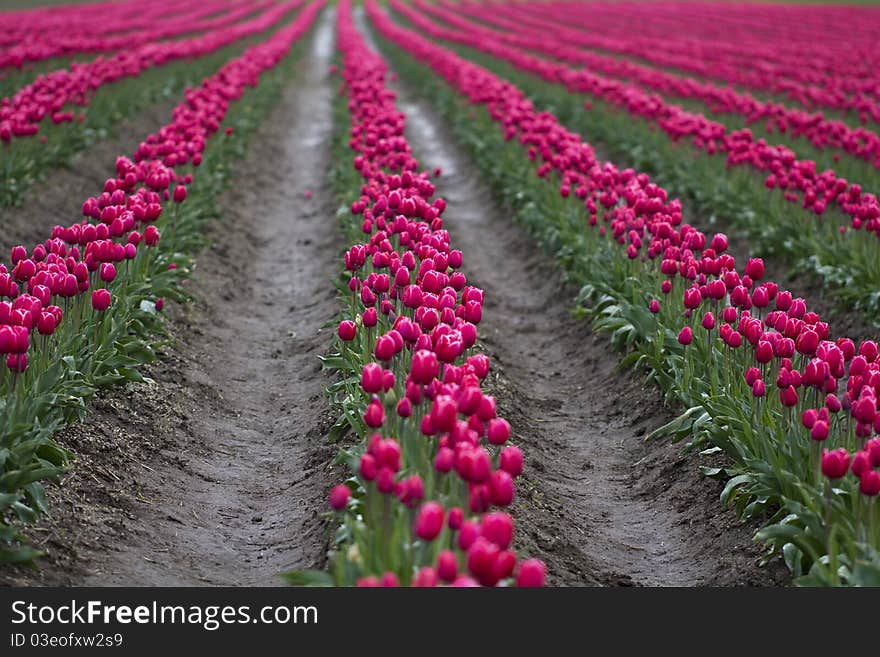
[1,0,880,589]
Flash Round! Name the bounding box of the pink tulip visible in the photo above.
[500,445,524,477]
[436,550,458,582]
[91,289,111,311]
[821,449,850,480]
[328,485,350,511]
[516,559,547,587]
[338,320,356,341]
[415,501,445,541]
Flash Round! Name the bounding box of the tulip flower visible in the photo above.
[91,289,111,311]
[361,363,383,394]
[338,320,357,341]
[859,471,880,497]
[516,559,547,587]
[677,326,693,345]
[500,445,524,477]
[415,501,445,541]
[821,449,850,480]
[436,550,458,582]
[328,485,351,511]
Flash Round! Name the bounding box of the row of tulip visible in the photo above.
[367,0,880,585]
[396,0,880,236]
[283,0,545,587]
[436,0,880,185]
[0,0,302,143]
[0,1,303,207]
[0,0,186,50]
[508,1,880,125]
[0,0,325,562]
[0,0,271,70]
[387,1,880,318]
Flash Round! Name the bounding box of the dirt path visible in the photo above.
[80,11,339,586]
[0,10,340,587]
[354,9,785,586]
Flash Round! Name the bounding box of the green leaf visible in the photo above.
[279,569,334,587]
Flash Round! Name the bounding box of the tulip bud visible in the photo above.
[328,485,350,510]
[99,263,116,283]
[859,470,880,497]
[487,418,511,445]
[481,512,514,549]
[802,409,818,429]
[752,380,766,398]
[338,320,356,341]
[91,289,111,311]
[678,326,693,345]
[396,397,412,418]
[821,448,850,479]
[359,453,377,481]
[867,438,880,467]
[489,469,514,506]
[810,421,829,441]
[361,363,383,393]
[6,353,27,373]
[434,447,455,473]
[447,507,464,530]
[851,451,871,477]
[499,445,524,477]
[411,349,439,384]
[683,287,702,310]
[516,559,547,587]
[376,466,396,493]
[437,550,458,583]
[457,520,480,551]
[412,567,438,588]
[779,386,798,407]
[415,501,445,541]
[363,399,384,428]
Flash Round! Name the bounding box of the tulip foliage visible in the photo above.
[283,0,545,587]
[367,0,880,585]
[0,0,325,561]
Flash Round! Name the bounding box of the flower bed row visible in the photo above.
[394,0,880,234]
[0,1,305,207]
[387,0,880,318]
[507,1,880,124]
[367,0,880,585]
[0,0,271,70]
[434,0,880,179]
[0,0,325,562]
[283,0,545,587]
[0,0,184,51]
[0,0,301,143]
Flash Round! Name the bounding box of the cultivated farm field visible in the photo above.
[1,0,879,588]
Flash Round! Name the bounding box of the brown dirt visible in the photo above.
[0,11,341,586]
[354,7,788,587]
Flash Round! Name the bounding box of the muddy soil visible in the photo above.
[0,11,340,586]
[354,8,787,586]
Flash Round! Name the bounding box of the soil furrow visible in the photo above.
[0,10,339,587]
[354,8,786,586]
